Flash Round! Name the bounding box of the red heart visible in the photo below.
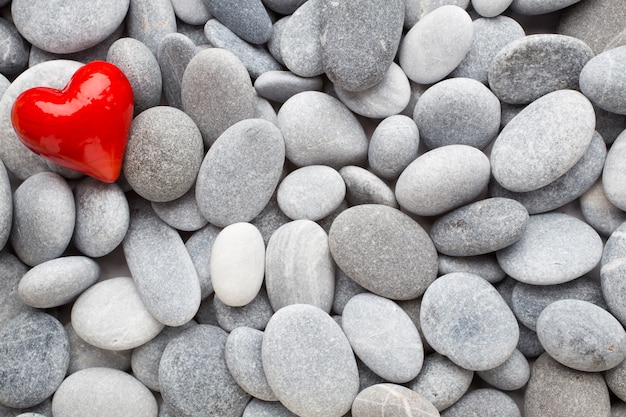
[11,61,134,183]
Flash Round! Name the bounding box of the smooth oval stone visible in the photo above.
[204,0,272,44]
[52,367,157,417]
[107,37,162,115]
[152,187,208,232]
[580,46,626,115]
[601,223,626,326]
[267,16,289,65]
[12,0,128,53]
[262,304,359,417]
[160,325,250,416]
[65,322,131,375]
[537,299,626,372]
[0,18,28,75]
[339,166,398,208]
[430,198,528,256]
[603,130,626,211]
[320,0,404,91]
[0,312,69,408]
[157,33,196,110]
[170,0,211,25]
[490,90,596,192]
[517,323,544,358]
[441,388,520,417]
[243,398,298,417]
[277,165,346,221]
[489,131,607,214]
[496,213,603,285]
[211,223,265,307]
[368,115,420,181]
[182,47,254,146]
[438,254,506,284]
[399,5,473,84]
[195,118,285,227]
[73,177,129,257]
[185,224,221,298]
[254,71,324,104]
[71,277,164,350]
[329,204,437,300]
[280,0,323,77]
[0,60,81,179]
[581,181,626,236]
[277,91,368,168]
[607,361,626,404]
[334,62,411,118]
[18,256,99,309]
[525,353,611,417]
[225,327,276,401]
[511,0,582,15]
[127,0,176,54]
[265,220,335,312]
[213,288,274,332]
[472,0,513,17]
[420,272,519,371]
[451,16,525,84]
[395,144,491,216]
[414,77,500,149]
[0,160,11,250]
[489,35,593,104]
[0,252,33,328]
[409,353,474,412]
[123,198,201,326]
[352,384,439,417]
[477,349,530,391]
[343,293,424,383]
[10,172,75,267]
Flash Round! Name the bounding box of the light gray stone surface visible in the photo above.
[441,388,520,417]
[580,181,626,236]
[601,221,626,327]
[339,166,398,208]
[254,71,324,104]
[213,288,274,332]
[0,252,32,328]
[65,322,131,375]
[152,186,208,232]
[204,0,272,44]
[0,160,11,250]
[603,130,626,211]
[352,384,440,417]
[580,46,626,115]
[127,0,176,54]
[471,0,513,17]
[0,18,28,75]
[438,254,506,284]
[157,33,197,110]
[476,349,530,391]
[243,398,298,417]
[171,0,211,24]
[280,0,323,77]
[368,115,420,181]
[185,224,221,299]
[510,0,582,15]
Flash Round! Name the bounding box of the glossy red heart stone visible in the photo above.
[11,60,134,183]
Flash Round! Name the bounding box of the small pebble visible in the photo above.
[250,197,291,246]
[332,268,368,315]
[441,388,521,417]
[606,359,626,403]
[367,115,420,181]
[511,0,583,15]
[0,18,28,75]
[204,0,272,45]
[213,288,274,332]
[352,384,440,417]
[157,33,197,110]
[254,71,324,104]
[580,181,626,236]
[185,223,221,298]
[280,0,323,77]
[516,322,544,358]
[0,252,32,328]
[127,0,176,55]
[338,165,398,208]
[267,16,289,65]
[476,349,530,391]
[404,0,470,28]
[602,223,626,327]
[579,45,626,115]
[471,0,513,17]
[170,0,211,25]
[603,129,626,211]
[0,160,11,249]
[65,322,131,375]
[438,254,506,284]
[151,187,208,232]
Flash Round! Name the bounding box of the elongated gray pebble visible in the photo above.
[438,254,506,284]
[404,0,470,29]
[213,288,274,331]
[477,349,530,391]
[368,115,420,181]
[580,46,626,115]
[606,360,626,403]
[156,33,196,110]
[601,221,626,327]
[127,0,176,54]
[254,71,324,104]
[339,165,397,208]
[170,0,211,25]
[185,224,221,298]
[204,0,272,44]
[352,384,440,417]
[280,0,323,77]
[250,197,291,245]
[441,388,520,417]
[65,322,131,375]
[0,252,32,328]
[0,160,11,250]
[267,16,289,65]
[0,18,28,75]
[243,398,298,417]
[581,181,626,236]
[511,0,583,15]
[472,0,513,17]
[151,187,208,232]
[603,130,626,211]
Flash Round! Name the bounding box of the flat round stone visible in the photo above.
[581,181,626,237]
[601,221,626,327]
[496,213,603,285]
[329,204,438,300]
[603,130,626,211]
[368,115,420,181]
[352,384,439,417]
[476,349,530,391]
[442,388,521,417]
[339,166,398,208]
[580,46,626,115]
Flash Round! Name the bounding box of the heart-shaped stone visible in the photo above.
[11,61,134,183]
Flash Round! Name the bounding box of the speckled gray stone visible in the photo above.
[204,0,271,44]
[250,198,291,246]
[395,145,491,216]
[409,353,474,412]
[52,367,157,417]
[488,35,593,104]
[477,349,530,391]
[195,118,285,227]
[404,0,470,28]
[262,304,359,417]
[579,46,626,115]
[225,327,276,401]
[267,16,289,65]
[511,276,607,331]
[472,0,513,17]
[601,221,626,327]
[243,398,298,417]
[516,322,544,358]
[329,204,437,300]
[438,254,506,284]
[606,359,626,403]
[452,16,525,84]
[332,268,368,315]
[10,172,75,267]
[213,288,274,331]
[280,0,323,77]
[72,177,129,257]
[171,0,211,24]
[123,197,201,326]
[339,166,398,208]
[127,0,176,54]
[0,18,28,75]
[368,115,420,181]
[254,71,324,104]
[490,131,607,214]
[107,37,162,115]
[0,252,32,328]
[65,322,131,375]
[185,223,221,299]
[420,272,519,371]
[490,90,596,192]
[152,187,208,232]
[430,198,529,256]
[441,389,520,417]
[0,161,11,250]
[277,91,368,168]
[595,105,626,145]
[525,353,611,417]
[0,400,51,417]
[157,33,196,110]
[496,213,603,285]
[581,181,626,237]
[399,5,473,84]
[604,130,626,211]
[12,0,128,54]
[0,311,69,408]
[511,0,582,14]
[252,91,278,124]
[352,384,440,417]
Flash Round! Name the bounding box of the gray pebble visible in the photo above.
[182,47,254,146]
[225,327,276,401]
[203,19,283,80]
[580,46,626,115]
[204,0,272,44]
[11,172,75,266]
[332,268,368,315]
[243,398,298,417]
[195,294,219,326]
[171,0,211,25]
[277,91,368,168]
[404,0,470,28]
[0,160,11,250]
[472,0,513,17]
[0,400,51,417]
[185,223,221,298]
[438,254,506,284]
[581,181,626,237]
[255,70,323,104]
[420,272,519,371]
[262,304,359,417]
[213,287,274,332]
[123,106,204,202]
[414,77,500,150]
[127,0,176,55]
[496,213,603,285]
[601,221,626,327]
[157,33,197,110]
[252,91,278,125]
[367,115,420,181]
[511,0,583,15]
[65,322,131,375]
[0,252,32,327]
[329,204,437,300]
[408,352,474,412]
[595,105,626,145]
[499,102,525,128]
[151,187,208,232]
[177,21,211,47]
[0,312,69,408]
[12,0,128,54]
[0,18,28,75]
[267,16,289,65]
[441,388,520,417]
[490,90,596,192]
[123,197,201,326]
[107,37,162,115]
[395,144,491,216]
[604,130,626,210]
[477,349,530,391]
[606,360,626,403]
[525,353,610,417]
[339,165,398,208]
[430,197,529,256]
[266,220,335,312]
[250,197,291,246]
[352,384,440,417]
[516,322,544,358]
[488,34,593,104]
[280,0,323,77]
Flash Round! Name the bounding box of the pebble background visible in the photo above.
[1,0,626,416]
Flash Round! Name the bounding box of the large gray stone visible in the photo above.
[368,115,420,181]
[510,0,582,15]
[280,0,323,77]
[127,0,176,54]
